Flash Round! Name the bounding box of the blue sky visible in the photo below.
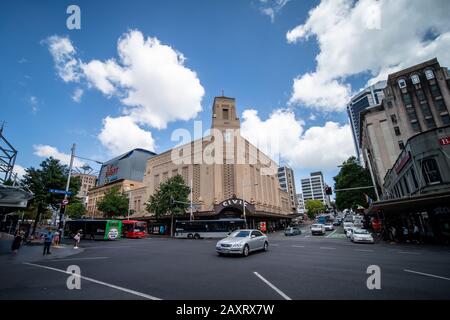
[2,0,450,197]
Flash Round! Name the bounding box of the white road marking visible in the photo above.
[46,257,109,262]
[319,247,336,250]
[292,245,305,248]
[270,244,280,246]
[398,251,421,255]
[305,235,311,238]
[325,229,338,238]
[24,262,162,300]
[354,249,374,252]
[404,269,450,281]
[253,272,292,300]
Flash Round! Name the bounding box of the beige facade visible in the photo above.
[87,179,144,217]
[131,96,291,220]
[73,173,97,202]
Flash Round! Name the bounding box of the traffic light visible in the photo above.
[325,186,332,195]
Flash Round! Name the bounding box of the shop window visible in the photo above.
[421,159,441,184]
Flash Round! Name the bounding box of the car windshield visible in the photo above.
[354,229,370,234]
[230,230,250,237]
[312,224,322,228]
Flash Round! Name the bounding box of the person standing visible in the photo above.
[413,224,421,244]
[73,230,81,249]
[43,230,53,255]
[53,229,60,246]
[11,230,23,253]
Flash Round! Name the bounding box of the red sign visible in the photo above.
[259,222,267,232]
[439,136,450,146]
[105,165,119,177]
[395,152,411,174]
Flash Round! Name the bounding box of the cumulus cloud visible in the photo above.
[12,164,26,179]
[241,109,355,169]
[45,35,81,82]
[286,0,450,112]
[98,116,156,156]
[72,88,83,103]
[33,144,86,167]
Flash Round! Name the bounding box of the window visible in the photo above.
[398,141,405,150]
[421,159,441,184]
[441,114,450,125]
[430,84,441,98]
[402,93,412,105]
[398,79,407,88]
[409,168,419,189]
[425,69,435,80]
[394,126,401,136]
[420,103,432,117]
[406,106,418,121]
[416,89,426,101]
[434,99,447,112]
[411,74,420,84]
[425,116,436,129]
[387,101,393,108]
[223,108,229,120]
[390,114,397,124]
[410,121,421,132]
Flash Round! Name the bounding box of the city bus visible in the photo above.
[64,219,122,240]
[122,220,147,238]
[174,218,245,239]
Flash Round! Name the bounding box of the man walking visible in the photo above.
[43,230,54,255]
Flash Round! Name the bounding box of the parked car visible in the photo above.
[350,228,374,244]
[216,229,268,257]
[324,223,334,231]
[284,226,302,236]
[311,224,326,235]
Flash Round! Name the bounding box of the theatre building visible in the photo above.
[130,96,293,234]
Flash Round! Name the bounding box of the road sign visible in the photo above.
[49,189,73,195]
[62,199,69,205]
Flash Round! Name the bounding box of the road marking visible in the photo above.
[404,269,450,281]
[398,251,421,255]
[270,244,280,246]
[24,262,162,300]
[305,235,311,238]
[253,272,292,300]
[319,247,336,250]
[292,245,305,248]
[325,229,338,238]
[45,257,109,262]
[354,249,374,252]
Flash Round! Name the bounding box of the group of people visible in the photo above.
[383,222,423,243]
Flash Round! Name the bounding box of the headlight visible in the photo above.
[232,243,244,248]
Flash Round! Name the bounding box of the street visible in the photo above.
[1,226,450,300]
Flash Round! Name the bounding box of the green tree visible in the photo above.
[97,186,129,218]
[66,201,86,219]
[146,175,190,236]
[21,157,81,234]
[333,156,376,210]
[305,200,325,220]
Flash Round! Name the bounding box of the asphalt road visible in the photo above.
[1,226,450,300]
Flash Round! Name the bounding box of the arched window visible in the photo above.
[398,78,407,88]
[411,74,420,84]
[425,69,435,80]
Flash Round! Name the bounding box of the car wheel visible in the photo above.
[242,245,250,257]
[194,233,200,240]
[187,233,193,239]
[263,242,269,252]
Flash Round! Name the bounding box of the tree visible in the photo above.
[66,201,86,219]
[96,187,129,218]
[305,200,325,220]
[146,175,190,236]
[333,156,376,210]
[21,157,81,235]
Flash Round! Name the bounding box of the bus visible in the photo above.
[174,218,245,239]
[64,219,122,240]
[122,220,147,239]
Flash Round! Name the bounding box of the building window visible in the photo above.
[223,108,229,120]
[394,126,401,136]
[411,74,420,84]
[425,69,435,80]
[430,84,441,98]
[390,114,397,124]
[398,141,405,150]
[398,79,407,88]
[410,120,421,132]
[425,116,436,129]
[416,89,426,101]
[406,106,418,121]
[420,103,432,118]
[441,114,450,125]
[421,159,441,184]
[402,93,412,105]
[434,99,447,112]
[387,101,393,108]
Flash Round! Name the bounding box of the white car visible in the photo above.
[311,224,326,235]
[346,227,355,238]
[324,223,334,231]
[343,222,354,233]
[350,228,374,244]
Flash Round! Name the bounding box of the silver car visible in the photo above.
[216,229,269,257]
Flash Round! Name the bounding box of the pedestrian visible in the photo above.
[73,230,81,249]
[43,230,53,255]
[402,225,409,243]
[11,231,23,253]
[53,230,60,246]
[413,224,421,244]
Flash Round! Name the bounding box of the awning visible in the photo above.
[0,184,34,215]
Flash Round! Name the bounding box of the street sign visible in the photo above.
[62,199,69,205]
[49,189,73,195]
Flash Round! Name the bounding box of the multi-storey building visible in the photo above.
[347,80,386,161]
[72,173,97,203]
[277,166,298,213]
[296,193,305,214]
[301,171,330,206]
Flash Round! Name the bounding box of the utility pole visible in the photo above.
[59,143,75,235]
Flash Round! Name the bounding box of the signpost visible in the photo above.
[49,189,73,195]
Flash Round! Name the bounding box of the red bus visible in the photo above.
[122,220,148,239]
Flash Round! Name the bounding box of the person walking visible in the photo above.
[73,230,81,249]
[11,230,23,253]
[43,230,53,255]
[413,224,421,244]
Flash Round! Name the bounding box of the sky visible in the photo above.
[1,0,450,198]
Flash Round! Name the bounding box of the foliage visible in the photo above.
[66,201,86,219]
[146,175,190,218]
[96,186,129,218]
[333,156,376,210]
[305,200,325,219]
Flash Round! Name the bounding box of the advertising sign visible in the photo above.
[259,221,267,232]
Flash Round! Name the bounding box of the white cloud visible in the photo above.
[29,96,39,113]
[259,0,290,22]
[12,164,26,179]
[241,109,355,170]
[33,144,85,167]
[98,116,156,156]
[71,88,84,103]
[287,0,450,111]
[308,113,317,121]
[45,35,81,82]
